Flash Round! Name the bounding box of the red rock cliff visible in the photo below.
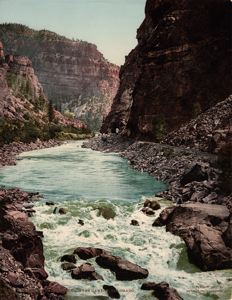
[0,24,119,130]
[102,0,231,140]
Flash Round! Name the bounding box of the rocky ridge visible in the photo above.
[0,188,68,299]
[102,0,231,140]
[0,23,119,130]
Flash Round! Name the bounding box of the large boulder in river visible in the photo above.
[141,281,183,300]
[103,285,120,299]
[96,254,148,280]
[60,254,77,263]
[71,263,103,280]
[153,203,232,270]
[73,247,110,260]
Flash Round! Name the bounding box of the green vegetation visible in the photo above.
[0,117,92,145]
[63,110,75,120]
[7,72,34,102]
[0,23,80,43]
[48,100,55,122]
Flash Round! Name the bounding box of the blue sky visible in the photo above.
[0,0,146,65]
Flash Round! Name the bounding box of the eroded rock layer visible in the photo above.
[0,40,87,145]
[102,0,231,140]
[0,24,119,130]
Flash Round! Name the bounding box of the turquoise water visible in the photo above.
[0,141,231,300]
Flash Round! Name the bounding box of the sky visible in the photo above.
[0,0,146,65]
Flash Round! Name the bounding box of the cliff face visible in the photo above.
[102,0,231,140]
[0,24,119,130]
[0,41,86,145]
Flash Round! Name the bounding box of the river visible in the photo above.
[0,141,231,300]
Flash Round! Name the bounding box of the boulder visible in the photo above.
[96,254,148,281]
[78,219,84,226]
[141,282,157,290]
[73,247,110,260]
[154,203,232,270]
[95,206,116,220]
[130,220,139,226]
[141,282,183,300]
[44,281,68,295]
[153,282,183,300]
[46,201,55,206]
[60,254,77,264]
[103,285,120,299]
[180,164,208,185]
[144,199,161,210]
[71,263,103,280]
[61,262,76,271]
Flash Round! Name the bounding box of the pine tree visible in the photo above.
[48,100,55,122]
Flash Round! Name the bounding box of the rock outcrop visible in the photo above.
[0,40,87,145]
[153,203,232,271]
[102,0,231,140]
[0,188,67,299]
[96,254,149,281]
[0,24,119,130]
[141,281,183,300]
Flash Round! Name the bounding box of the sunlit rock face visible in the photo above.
[0,24,119,130]
[102,0,231,140]
[0,43,48,122]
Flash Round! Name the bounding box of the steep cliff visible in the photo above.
[102,0,231,140]
[0,24,119,130]
[0,41,86,145]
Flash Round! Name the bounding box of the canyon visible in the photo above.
[0,24,119,130]
[0,0,231,298]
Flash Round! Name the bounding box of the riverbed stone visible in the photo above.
[153,282,183,300]
[103,285,120,299]
[96,254,148,280]
[141,281,183,300]
[71,263,103,280]
[143,199,161,210]
[61,262,77,271]
[73,247,110,260]
[153,203,232,270]
[95,206,116,220]
[130,219,139,226]
[44,281,68,295]
[60,254,77,263]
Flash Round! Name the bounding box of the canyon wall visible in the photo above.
[0,41,86,144]
[102,0,231,140]
[0,24,119,130]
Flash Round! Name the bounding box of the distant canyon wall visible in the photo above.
[102,0,231,140]
[0,24,119,130]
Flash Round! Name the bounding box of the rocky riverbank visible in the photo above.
[83,131,232,272]
[83,134,231,210]
[0,188,68,299]
[0,139,62,168]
